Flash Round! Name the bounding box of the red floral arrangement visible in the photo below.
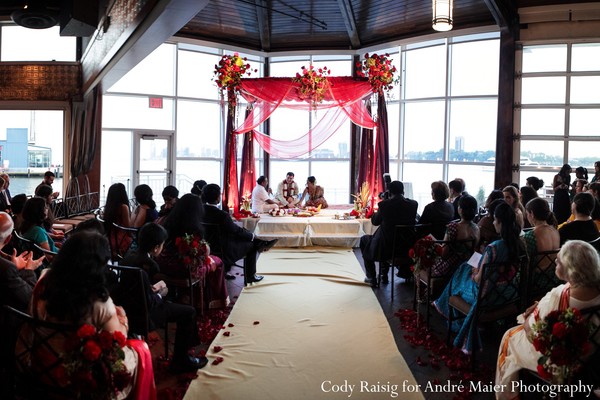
[175,233,210,279]
[530,307,592,383]
[213,53,255,114]
[409,235,443,273]
[356,53,397,95]
[292,65,331,109]
[61,324,131,400]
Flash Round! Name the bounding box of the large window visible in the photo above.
[397,33,500,211]
[518,42,600,189]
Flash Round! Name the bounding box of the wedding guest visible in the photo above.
[301,176,328,209]
[0,174,10,213]
[202,184,277,282]
[9,193,27,232]
[251,176,279,213]
[119,223,207,373]
[503,185,525,229]
[360,181,418,285]
[275,172,300,208]
[131,184,158,228]
[418,180,455,239]
[591,161,600,183]
[35,171,59,199]
[190,180,207,197]
[103,183,133,260]
[20,197,58,255]
[448,179,466,220]
[430,195,480,277]
[495,240,600,399]
[23,231,156,398]
[34,184,64,245]
[158,194,229,309]
[558,192,599,244]
[588,182,600,221]
[477,193,504,251]
[157,185,179,224]
[525,176,544,191]
[434,202,525,354]
[553,164,572,224]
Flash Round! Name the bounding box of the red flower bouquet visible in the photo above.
[213,53,255,114]
[409,235,443,273]
[292,65,331,109]
[530,307,592,383]
[62,324,131,400]
[175,233,210,279]
[356,53,397,95]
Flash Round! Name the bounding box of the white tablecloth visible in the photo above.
[237,209,377,248]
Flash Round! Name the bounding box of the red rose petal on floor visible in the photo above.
[223,331,230,336]
[253,321,260,325]
[212,357,224,365]
[213,346,223,353]
[228,323,235,327]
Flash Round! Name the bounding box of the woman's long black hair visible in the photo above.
[103,183,130,232]
[41,231,111,323]
[493,202,524,261]
[19,197,46,235]
[162,193,205,242]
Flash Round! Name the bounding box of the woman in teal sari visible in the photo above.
[433,202,524,353]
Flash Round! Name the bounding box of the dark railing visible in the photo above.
[52,192,100,219]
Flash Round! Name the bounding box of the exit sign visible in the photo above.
[149,97,163,109]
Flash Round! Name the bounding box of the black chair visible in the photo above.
[413,237,476,327]
[154,267,204,315]
[3,304,79,399]
[446,255,527,366]
[519,304,600,399]
[587,236,600,254]
[108,223,139,262]
[377,224,419,300]
[107,264,170,359]
[524,249,562,307]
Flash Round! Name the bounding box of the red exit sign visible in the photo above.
[149,97,163,109]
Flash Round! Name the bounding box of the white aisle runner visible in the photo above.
[184,247,424,400]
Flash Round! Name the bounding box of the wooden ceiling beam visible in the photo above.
[255,0,271,52]
[484,0,519,32]
[337,0,361,49]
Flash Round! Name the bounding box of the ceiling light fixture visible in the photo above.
[432,0,453,32]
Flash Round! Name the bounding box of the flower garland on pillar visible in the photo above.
[356,53,397,96]
[292,65,331,110]
[213,53,255,115]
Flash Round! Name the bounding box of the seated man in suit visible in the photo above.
[119,222,208,373]
[201,184,277,283]
[360,181,418,286]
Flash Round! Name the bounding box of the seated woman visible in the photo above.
[430,195,480,277]
[157,194,229,309]
[477,192,504,252]
[301,176,328,209]
[522,197,560,262]
[34,184,65,246]
[502,185,525,229]
[20,197,57,256]
[417,180,455,240]
[433,202,524,354]
[22,231,156,399]
[103,183,134,260]
[558,192,600,244]
[495,240,600,399]
[131,184,158,228]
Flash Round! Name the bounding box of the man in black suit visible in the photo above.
[360,181,418,286]
[201,184,277,283]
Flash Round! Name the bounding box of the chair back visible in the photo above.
[477,255,528,319]
[525,249,562,306]
[587,236,600,254]
[4,304,79,398]
[107,264,150,339]
[108,223,138,262]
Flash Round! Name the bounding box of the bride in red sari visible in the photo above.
[158,194,229,309]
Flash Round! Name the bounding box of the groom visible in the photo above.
[275,172,300,208]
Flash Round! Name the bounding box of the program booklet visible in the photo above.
[466,251,482,268]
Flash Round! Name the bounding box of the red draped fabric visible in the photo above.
[233,77,376,158]
[239,106,256,202]
[357,100,375,197]
[222,90,239,211]
[372,95,390,205]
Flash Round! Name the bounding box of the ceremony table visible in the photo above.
[237,208,376,248]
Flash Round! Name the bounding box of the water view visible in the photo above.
[9,176,63,198]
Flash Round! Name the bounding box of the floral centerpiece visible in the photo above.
[351,182,371,216]
[292,65,331,109]
[356,53,397,95]
[409,235,443,274]
[62,324,131,400]
[175,233,210,279]
[530,307,592,383]
[213,53,255,115]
